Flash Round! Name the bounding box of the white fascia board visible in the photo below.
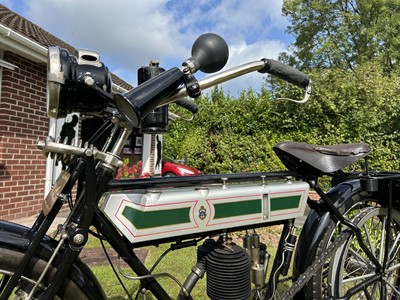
[0,24,47,63]
[0,58,18,70]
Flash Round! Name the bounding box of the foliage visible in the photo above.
[282,0,400,73]
[164,87,286,174]
[163,1,400,176]
[164,61,400,174]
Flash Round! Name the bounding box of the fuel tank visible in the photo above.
[100,180,309,244]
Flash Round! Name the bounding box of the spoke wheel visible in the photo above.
[329,207,400,299]
[306,197,378,300]
[0,270,58,300]
[0,248,87,299]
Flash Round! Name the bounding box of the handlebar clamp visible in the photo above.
[184,74,201,99]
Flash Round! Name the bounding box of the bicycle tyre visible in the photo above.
[0,247,88,299]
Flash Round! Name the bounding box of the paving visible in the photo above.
[11,212,69,234]
[80,248,148,267]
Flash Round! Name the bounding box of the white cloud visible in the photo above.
[24,0,186,66]
[208,39,287,95]
[9,0,292,94]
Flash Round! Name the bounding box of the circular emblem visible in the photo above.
[198,206,207,220]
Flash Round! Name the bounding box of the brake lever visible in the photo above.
[168,111,195,122]
[168,98,198,121]
[276,80,312,104]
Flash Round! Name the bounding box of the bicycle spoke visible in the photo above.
[370,281,379,299]
[386,280,400,297]
[363,223,376,255]
[329,207,400,299]
[348,247,375,270]
[342,272,376,284]
[379,216,387,264]
[389,231,400,261]
[356,292,365,300]
[388,263,400,273]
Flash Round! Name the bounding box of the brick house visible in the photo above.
[0,4,133,220]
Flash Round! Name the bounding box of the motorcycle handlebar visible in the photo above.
[164,59,311,105]
[108,59,310,126]
[258,59,310,89]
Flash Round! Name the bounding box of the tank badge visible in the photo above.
[198,206,207,220]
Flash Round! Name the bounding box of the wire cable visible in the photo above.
[98,229,134,300]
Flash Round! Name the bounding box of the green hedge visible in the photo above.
[164,61,400,174]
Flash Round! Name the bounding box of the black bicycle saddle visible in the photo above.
[273,141,370,176]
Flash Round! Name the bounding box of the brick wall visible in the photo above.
[0,52,48,220]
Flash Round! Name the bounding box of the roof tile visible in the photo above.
[0,4,132,90]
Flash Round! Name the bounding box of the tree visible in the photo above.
[163,0,400,175]
[282,0,400,73]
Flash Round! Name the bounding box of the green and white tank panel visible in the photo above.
[100,179,309,244]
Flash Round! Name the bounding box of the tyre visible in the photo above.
[163,172,176,177]
[301,193,400,299]
[329,206,400,299]
[0,247,88,299]
[296,190,382,299]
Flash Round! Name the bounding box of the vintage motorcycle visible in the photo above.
[1,33,400,299]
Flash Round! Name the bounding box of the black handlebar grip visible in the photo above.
[258,59,310,89]
[175,99,199,114]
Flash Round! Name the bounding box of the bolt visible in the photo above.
[221,177,228,189]
[84,76,95,86]
[85,148,93,157]
[73,233,85,245]
[261,175,266,187]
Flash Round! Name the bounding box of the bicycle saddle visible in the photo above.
[273,142,370,176]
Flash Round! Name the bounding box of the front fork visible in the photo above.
[0,153,96,300]
[1,157,172,300]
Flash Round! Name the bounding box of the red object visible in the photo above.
[162,161,202,177]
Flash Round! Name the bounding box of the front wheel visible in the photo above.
[0,247,88,299]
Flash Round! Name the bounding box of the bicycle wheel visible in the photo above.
[328,206,400,299]
[0,247,88,299]
[297,192,381,299]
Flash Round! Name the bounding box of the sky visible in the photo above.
[2,0,294,96]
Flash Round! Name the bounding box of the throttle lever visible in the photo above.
[168,99,198,122]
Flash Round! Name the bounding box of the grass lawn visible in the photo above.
[90,243,204,299]
[86,226,291,299]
